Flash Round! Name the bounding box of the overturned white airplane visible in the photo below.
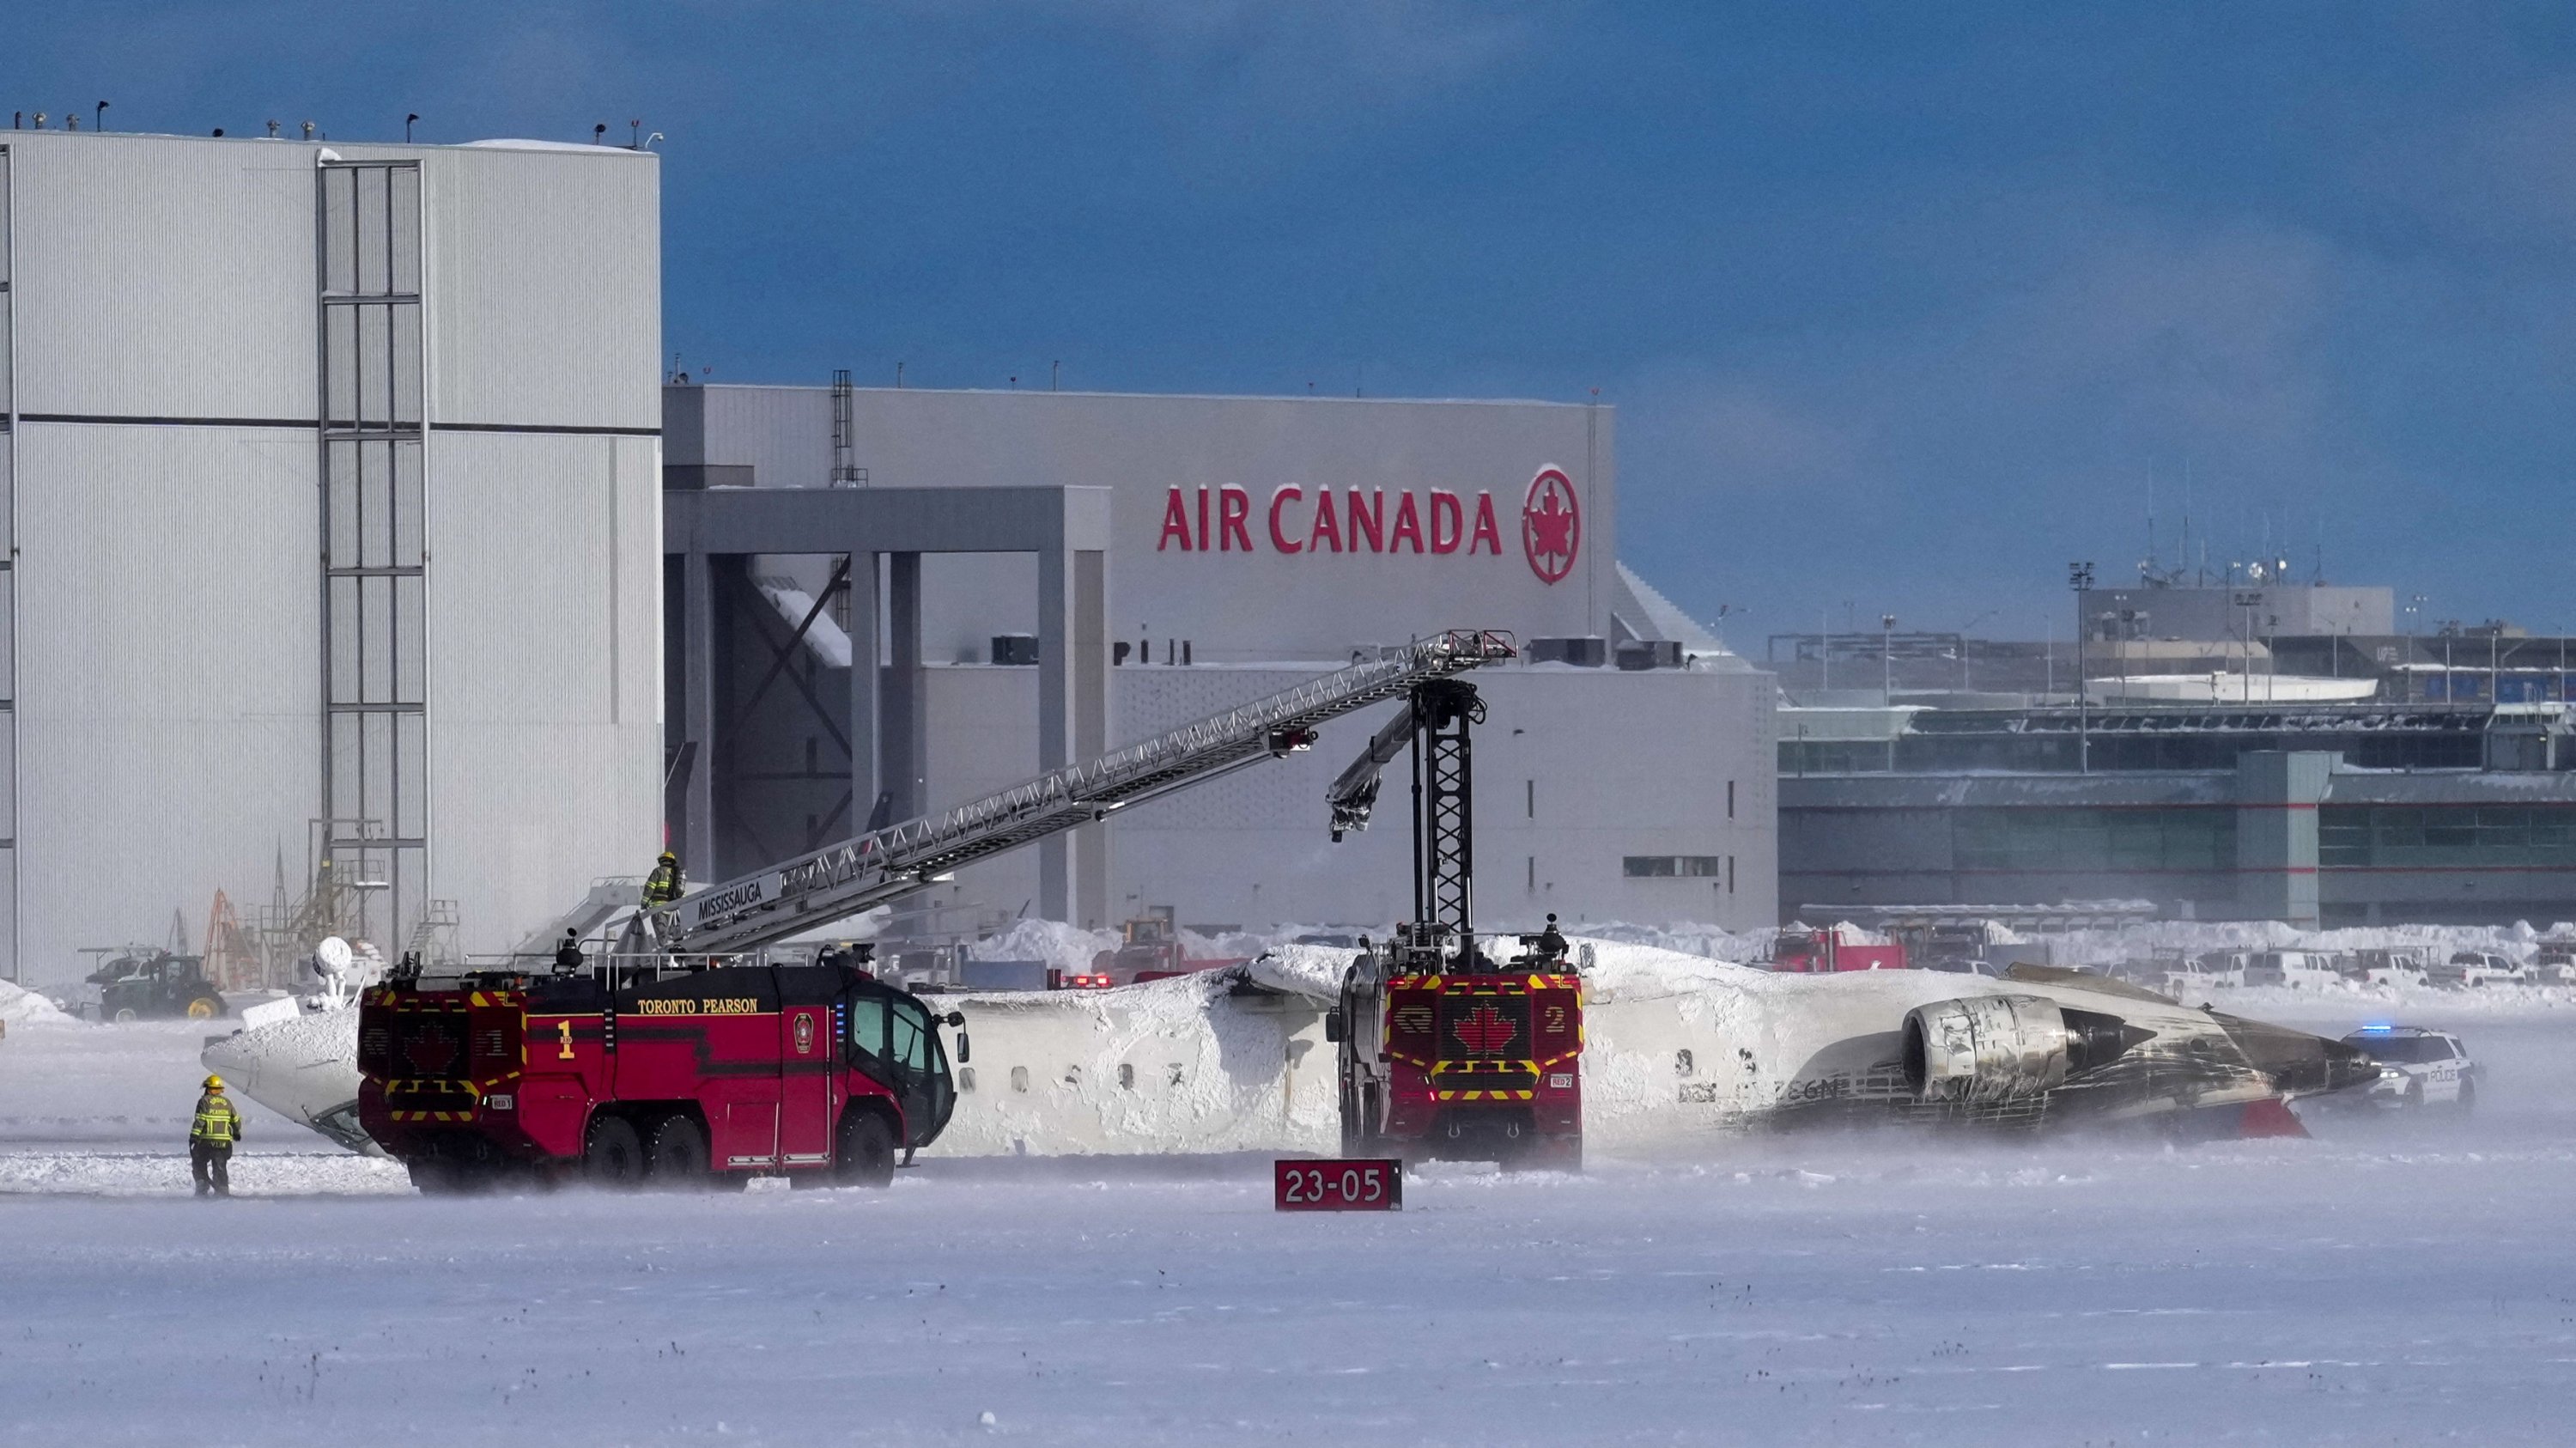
[206,939,2379,1163]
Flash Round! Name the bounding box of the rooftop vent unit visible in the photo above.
[1528,636,1607,667]
[1615,640,1684,671]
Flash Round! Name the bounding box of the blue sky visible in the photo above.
[14,3,2576,646]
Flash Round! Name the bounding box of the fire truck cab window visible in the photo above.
[890,1001,932,1074]
[847,995,888,1066]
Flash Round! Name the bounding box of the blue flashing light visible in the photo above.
[2359,1023,2397,1033]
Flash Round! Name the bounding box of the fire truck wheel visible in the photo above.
[833,1110,898,1188]
[583,1114,647,1189]
[406,1158,468,1195]
[648,1115,713,1189]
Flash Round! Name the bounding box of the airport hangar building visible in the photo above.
[0,129,662,984]
[0,123,1768,985]
[662,382,1777,938]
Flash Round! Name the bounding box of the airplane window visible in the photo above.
[1118,1063,1135,1090]
[958,1068,976,1093]
[1009,1066,1030,1093]
[1676,1049,1696,1079]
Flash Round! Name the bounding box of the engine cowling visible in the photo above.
[1901,995,2152,1103]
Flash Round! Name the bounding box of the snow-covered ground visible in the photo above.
[8,995,2576,1442]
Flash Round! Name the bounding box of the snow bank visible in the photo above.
[967,918,1119,971]
[0,979,79,1028]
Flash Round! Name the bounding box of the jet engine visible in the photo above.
[1901,994,2153,1103]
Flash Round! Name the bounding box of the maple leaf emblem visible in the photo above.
[402,1021,460,1075]
[1521,468,1581,584]
[1451,1003,1518,1055]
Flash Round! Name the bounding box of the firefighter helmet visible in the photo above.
[202,1074,226,1092]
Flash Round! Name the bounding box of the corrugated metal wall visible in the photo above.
[426,430,661,952]
[916,661,1777,933]
[0,133,662,983]
[14,422,321,977]
[7,136,315,421]
[0,142,16,976]
[422,149,659,430]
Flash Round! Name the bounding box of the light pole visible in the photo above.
[2069,563,2093,773]
[1819,607,1831,694]
[1880,614,1896,704]
[2405,593,2425,701]
[1957,611,1994,691]
[2233,591,2263,703]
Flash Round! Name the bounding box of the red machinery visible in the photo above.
[1078,910,1249,989]
[356,954,959,1192]
[1771,925,1907,974]
[1321,652,1586,1169]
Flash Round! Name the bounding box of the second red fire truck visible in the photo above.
[1319,649,1588,1169]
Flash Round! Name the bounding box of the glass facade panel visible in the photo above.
[1955,809,2235,873]
[2319,806,2576,868]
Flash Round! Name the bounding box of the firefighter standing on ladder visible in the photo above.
[644,851,683,908]
[641,851,684,946]
[190,1074,243,1198]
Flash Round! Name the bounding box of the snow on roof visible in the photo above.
[457,138,654,155]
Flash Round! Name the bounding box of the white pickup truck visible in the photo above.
[2433,951,2524,988]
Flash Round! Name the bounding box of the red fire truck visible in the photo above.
[1320,660,1586,1168]
[1331,925,1583,1167]
[357,957,959,1192]
[1771,925,1907,973]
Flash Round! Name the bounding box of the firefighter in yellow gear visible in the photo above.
[190,1074,243,1198]
[642,851,683,908]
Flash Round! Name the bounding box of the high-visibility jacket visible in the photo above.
[191,1094,241,1147]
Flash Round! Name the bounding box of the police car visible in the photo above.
[2342,1025,2476,1111]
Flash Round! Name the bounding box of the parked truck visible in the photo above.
[1771,926,1908,974]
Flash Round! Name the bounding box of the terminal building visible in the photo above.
[661,381,1777,936]
[1780,577,2576,928]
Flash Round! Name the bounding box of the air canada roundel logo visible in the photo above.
[1521,466,1581,585]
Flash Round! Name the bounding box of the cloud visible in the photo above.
[1629,373,1864,495]
[2360,77,2576,255]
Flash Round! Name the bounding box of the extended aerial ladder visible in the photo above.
[647,630,1517,958]
[1324,676,1487,969]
